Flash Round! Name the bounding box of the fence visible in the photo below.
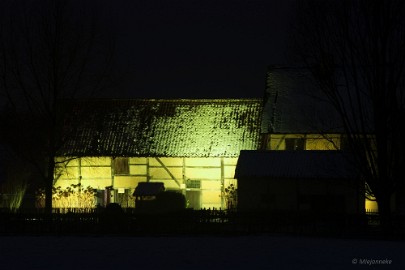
[0,208,404,237]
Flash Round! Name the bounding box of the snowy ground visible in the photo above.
[0,234,404,269]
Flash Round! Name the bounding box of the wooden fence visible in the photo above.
[0,208,404,237]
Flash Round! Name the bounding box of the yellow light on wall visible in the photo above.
[365,198,378,212]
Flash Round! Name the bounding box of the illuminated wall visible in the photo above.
[365,198,378,212]
[265,134,342,151]
[55,156,238,209]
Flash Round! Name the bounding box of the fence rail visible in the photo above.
[0,208,404,237]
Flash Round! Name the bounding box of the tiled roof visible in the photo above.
[59,99,262,157]
[262,67,373,134]
[235,150,359,179]
[262,67,342,133]
[134,182,165,196]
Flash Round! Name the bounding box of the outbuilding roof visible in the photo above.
[235,150,359,179]
[59,99,262,157]
[133,182,165,197]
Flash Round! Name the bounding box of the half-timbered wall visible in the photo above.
[55,156,238,209]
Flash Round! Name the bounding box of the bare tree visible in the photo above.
[0,0,115,214]
[291,0,405,222]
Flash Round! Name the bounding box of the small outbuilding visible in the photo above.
[235,150,364,214]
[133,182,165,201]
[133,182,165,210]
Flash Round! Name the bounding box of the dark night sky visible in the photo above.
[105,0,294,99]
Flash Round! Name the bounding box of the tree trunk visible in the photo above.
[45,157,55,215]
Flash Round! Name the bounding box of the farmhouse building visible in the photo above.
[253,67,378,212]
[55,99,262,209]
[52,67,379,213]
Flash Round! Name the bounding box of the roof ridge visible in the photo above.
[65,98,263,102]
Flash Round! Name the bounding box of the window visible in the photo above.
[113,157,129,175]
[285,138,305,150]
[186,180,201,189]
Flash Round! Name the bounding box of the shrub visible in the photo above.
[223,184,237,210]
[36,184,96,210]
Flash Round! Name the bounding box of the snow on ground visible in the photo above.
[0,234,404,269]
